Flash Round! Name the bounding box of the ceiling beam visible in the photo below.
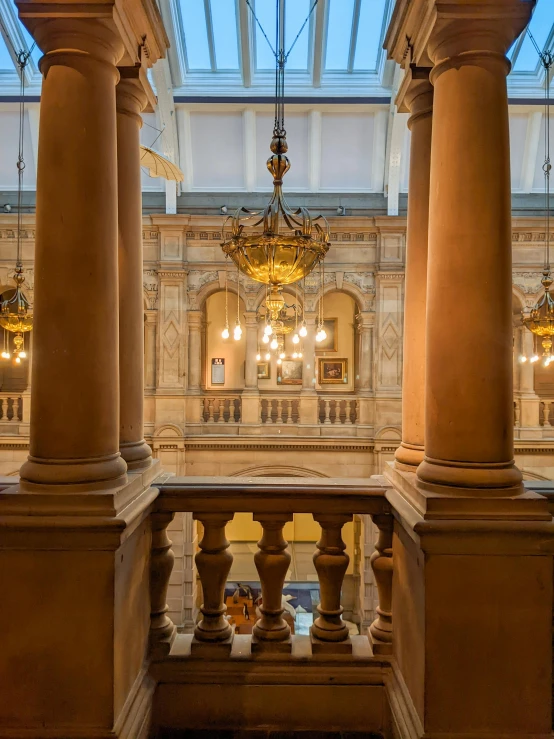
[311,0,326,88]
[238,0,253,87]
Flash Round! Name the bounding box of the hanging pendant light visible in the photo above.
[0,51,33,360]
[221,0,328,343]
[522,43,554,363]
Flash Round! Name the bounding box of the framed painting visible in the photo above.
[257,361,271,379]
[318,358,348,384]
[315,318,338,353]
[277,359,303,385]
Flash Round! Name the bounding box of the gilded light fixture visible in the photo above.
[522,45,554,366]
[221,0,328,344]
[0,50,33,361]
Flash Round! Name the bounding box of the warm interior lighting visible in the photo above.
[264,323,272,336]
[265,352,271,361]
[530,355,540,363]
[277,358,282,365]
[519,355,528,362]
[292,333,299,344]
[270,337,278,350]
[262,334,269,344]
[256,352,261,361]
[234,321,242,340]
[299,323,307,338]
[222,325,230,339]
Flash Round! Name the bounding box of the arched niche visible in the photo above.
[205,289,247,390]
[0,284,31,393]
[312,289,359,393]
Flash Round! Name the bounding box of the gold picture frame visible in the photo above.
[318,357,348,384]
[315,318,338,353]
[277,359,303,385]
[257,361,271,379]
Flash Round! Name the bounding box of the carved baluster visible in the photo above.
[546,402,552,428]
[217,397,226,423]
[276,398,284,424]
[260,398,265,424]
[207,398,215,423]
[149,512,177,659]
[252,513,293,652]
[369,513,393,655]
[0,398,4,421]
[324,399,331,424]
[192,512,234,654]
[230,397,236,422]
[345,399,353,424]
[286,399,294,424]
[271,398,277,423]
[310,513,353,653]
[514,401,520,427]
[15,396,21,422]
[353,399,358,424]
[7,397,13,422]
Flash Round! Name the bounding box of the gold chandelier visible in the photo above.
[221,0,329,343]
[0,50,32,363]
[522,47,553,366]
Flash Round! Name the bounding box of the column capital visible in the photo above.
[244,311,259,328]
[396,66,433,119]
[357,311,375,330]
[188,310,203,329]
[27,18,125,68]
[116,68,149,122]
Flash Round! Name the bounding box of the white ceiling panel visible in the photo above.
[319,112,374,191]
[190,111,245,189]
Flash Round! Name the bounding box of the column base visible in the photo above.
[416,455,523,497]
[19,451,128,491]
[394,441,424,471]
[120,439,153,470]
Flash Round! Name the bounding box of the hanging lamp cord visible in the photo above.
[15,50,31,271]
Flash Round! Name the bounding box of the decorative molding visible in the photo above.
[512,271,543,295]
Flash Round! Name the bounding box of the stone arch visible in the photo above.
[230,464,328,478]
[311,283,367,313]
[375,425,402,441]
[195,278,240,310]
[153,423,184,438]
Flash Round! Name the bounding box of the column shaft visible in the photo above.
[417,28,521,493]
[358,313,374,391]
[188,310,202,392]
[20,19,126,488]
[302,312,317,391]
[395,73,433,470]
[117,72,151,469]
[244,312,259,391]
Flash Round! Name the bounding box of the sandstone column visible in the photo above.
[302,312,317,391]
[417,20,522,494]
[20,18,127,489]
[117,70,152,470]
[357,312,374,393]
[518,326,540,429]
[244,311,259,391]
[145,310,157,390]
[187,310,202,392]
[395,71,433,471]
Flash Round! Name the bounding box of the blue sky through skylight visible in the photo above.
[513,0,554,72]
[325,0,355,71]
[353,0,387,71]
[211,0,239,69]
[180,0,212,69]
[254,0,310,71]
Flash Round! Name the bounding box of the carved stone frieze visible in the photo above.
[344,272,376,294]
[187,270,218,292]
[512,271,543,295]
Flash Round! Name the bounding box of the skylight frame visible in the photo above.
[0,0,42,90]
[252,0,316,75]
[177,0,242,74]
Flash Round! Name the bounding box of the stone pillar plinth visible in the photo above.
[117,71,152,470]
[187,310,202,393]
[416,19,523,495]
[394,70,433,472]
[19,18,127,490]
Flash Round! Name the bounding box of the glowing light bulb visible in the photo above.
[222,325,230,340]
[519,355,528,363]
[234,322,242,340]
[531,355,540,363]
[292,351,298,359]
[299,324,307,338]
[279,352,286,359]
[298,352,303,358]
[319,328,327,340]
[15,356,20,364]
[262,334,269,344]
[315,330,323,343]
[19,351,26,359]
[264,323,273,336]
[292,333,299,344]
[270,338,278,350]
[277,358,282,365]
[1,351,8,360]
[265,352,271,361]
[256,353,261,361]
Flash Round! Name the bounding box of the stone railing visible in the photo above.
[201,395,242,423]
[260,396,300,424]
[148,476,393,660]
[318,396,358,425]
[0,393,23,423]
[540,399,554,428]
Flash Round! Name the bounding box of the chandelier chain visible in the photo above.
[15,50,31,270]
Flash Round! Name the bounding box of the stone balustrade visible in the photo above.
[260,397,300,424]
[148,475,393,660]
[201,396,242,423]
[318,397,358,425]
[0,393,23,423]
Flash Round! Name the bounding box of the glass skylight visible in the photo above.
[254,0,277,70]
[17,20,42,66]
[353,0,387,71]
[324,0,355,71]
[0,33,14,71]
[179,0,212,70]
[284,0,310,71]
[512,0,554,72]
[211,0,239,69]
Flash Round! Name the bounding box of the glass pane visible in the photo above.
[211,0,239,69]
[285,0,310,71]
[255,0,277,70]
[353,0,387,71]
[513,0,553,72]
[0,35,14,71]
[17,21,42,66]
[179,0,212,70]
[324,0,355,71]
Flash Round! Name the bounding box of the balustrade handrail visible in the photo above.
[149,475,393,661]
[153,475,389,515]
